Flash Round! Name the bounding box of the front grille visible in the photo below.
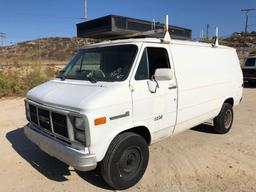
[27,103,69,139]
[52,112,68,138]
[29,104,38,124]
[38,108,51,131]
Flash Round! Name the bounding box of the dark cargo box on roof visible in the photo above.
[77,15,192,40]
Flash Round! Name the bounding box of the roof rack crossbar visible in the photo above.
[103,29,165,40]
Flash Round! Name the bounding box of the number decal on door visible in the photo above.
[154,115,163,121]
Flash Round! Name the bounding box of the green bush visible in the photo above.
[0,65,55,98]
[23,65,55,89]
[0,71,22,97]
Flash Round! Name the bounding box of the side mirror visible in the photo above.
[154,68,173,81]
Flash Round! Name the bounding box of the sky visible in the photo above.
[0,0,255,45]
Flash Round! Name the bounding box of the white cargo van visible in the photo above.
[24,30,243,189]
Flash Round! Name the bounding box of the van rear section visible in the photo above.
[170,40,243,134]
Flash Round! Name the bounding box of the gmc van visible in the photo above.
[24,36,243,190]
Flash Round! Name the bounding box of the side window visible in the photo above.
[147,47,170,77]
[135,47,170,80]
[244,58,256,67]
[135,49,149,80]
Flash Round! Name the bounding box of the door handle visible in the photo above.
[168,85,177,90]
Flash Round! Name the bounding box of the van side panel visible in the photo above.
[170,43,243,134]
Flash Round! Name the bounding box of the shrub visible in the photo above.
[0,65,55,98]
[23,65,55,90]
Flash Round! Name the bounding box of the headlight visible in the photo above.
[24,101,30,121]
[74,117,86,144]
[75,131,86,143]
[75,117,85,131]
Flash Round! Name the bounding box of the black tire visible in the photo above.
[213,103,233,134]
[100,132,149,190]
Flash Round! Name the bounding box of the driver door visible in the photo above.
[130,44,177,142]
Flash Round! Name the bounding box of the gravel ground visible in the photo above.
[0,87,256,192]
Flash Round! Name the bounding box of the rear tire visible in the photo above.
[213,103,233,134]
[100,132,149,190]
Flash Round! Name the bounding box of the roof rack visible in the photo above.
[77,15,192,41]
[104,15,172,42]
[103,29,165,40]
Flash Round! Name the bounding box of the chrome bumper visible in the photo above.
[24,124,97,171]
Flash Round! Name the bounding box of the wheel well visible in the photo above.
[224,98,234,106]
[120,126,151,145]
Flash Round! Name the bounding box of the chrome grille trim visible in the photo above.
[24,99,91,147]
[25,101,72,143]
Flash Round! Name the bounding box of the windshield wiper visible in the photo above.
[58,70,98,83]
[57,70,67,81]
[76,69,98,83]
[85,76,98,83]
[60,75,67,81]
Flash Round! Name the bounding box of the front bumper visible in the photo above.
[24,124,97,171]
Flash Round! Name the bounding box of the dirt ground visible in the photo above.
[0,87,256,192]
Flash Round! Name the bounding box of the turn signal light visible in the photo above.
[94,117,106,126]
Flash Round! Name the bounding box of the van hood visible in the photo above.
[27,79,110,111]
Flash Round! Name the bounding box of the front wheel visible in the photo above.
[213,103,234,134]
[100,132,149,190]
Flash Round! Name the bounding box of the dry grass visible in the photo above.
[0,37,95,98]
[0,64,55,98]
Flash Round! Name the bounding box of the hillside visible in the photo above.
[0,37,94,97]
[0,37,95,68]
[0,34,255,98]
[220,33,256,63]
[0,33,256,69]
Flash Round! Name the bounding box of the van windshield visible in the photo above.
[58,45,138,82]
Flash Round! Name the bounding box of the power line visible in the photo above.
[241,8,256,33]
[0,13,84,20]
[206,24,210,39]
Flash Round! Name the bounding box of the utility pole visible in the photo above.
[38,39,41,64]
[241,8,256,33]
[0,32,6,46]
[200,29,204,40]
[206,24,210,40]
[84,0,88,21]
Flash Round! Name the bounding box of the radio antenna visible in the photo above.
[213,26,219,47]
[152,19,156,30]
[162,15,171,43]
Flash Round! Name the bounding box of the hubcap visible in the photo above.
[118,147,142,180]
[224,109,232,129]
